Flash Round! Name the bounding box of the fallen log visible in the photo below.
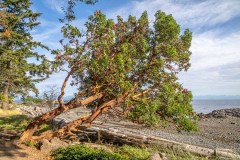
[72,122,240,160]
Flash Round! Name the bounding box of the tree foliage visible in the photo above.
[52,10,197,131]
[20,4,197,141]
[0,0,52,108]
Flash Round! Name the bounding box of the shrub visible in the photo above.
[120,145,151,160]
[127,82,198,131]
[52,144,126,160]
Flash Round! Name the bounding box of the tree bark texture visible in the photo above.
[1,82,9,110]
[20,93,103,141]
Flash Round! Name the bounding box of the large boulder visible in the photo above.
[211,110,227,118]
[150,152,168,160]
[151,153,162,160]
[40,139,52,153]
[52,118,68,130]
[224,108,240,117]
[40,138,68,154]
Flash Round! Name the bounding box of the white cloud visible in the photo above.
[106,0,240,30]
[190,31,240,70]
[34,0,240,96]
[179,31,240,95]
[105,0,240,96]
[43,0,66,13]
[31,18,63,50]
[32,28,60,43]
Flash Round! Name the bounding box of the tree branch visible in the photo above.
[58,67,75,108]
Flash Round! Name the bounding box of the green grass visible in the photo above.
[52,144,126,160]
[34,122,54,136]
[52,143,218,160]
[0,109,218,160]
[0,109,23,117]
[0,109,53,134]
[52,144,152,160]
[0,114,31,132]
[120,145,151,160]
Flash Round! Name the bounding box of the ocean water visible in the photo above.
[192,99,240,114]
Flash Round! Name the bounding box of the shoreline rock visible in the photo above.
[198,108,240,119]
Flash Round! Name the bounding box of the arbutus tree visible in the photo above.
[20,4,197,141]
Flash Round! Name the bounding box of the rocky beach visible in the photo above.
[19,105,240,154]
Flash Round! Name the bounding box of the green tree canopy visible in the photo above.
[21,9,197,141]
[0,0,52,109]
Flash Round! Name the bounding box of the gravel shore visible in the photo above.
[91,114,240,154]
[20,106,240,154]
[142,116,240,153]
[96,109,240,154]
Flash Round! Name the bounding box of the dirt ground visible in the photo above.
[0,129,51,160]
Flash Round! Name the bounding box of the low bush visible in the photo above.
[52,144,153,160]
[51,142,211,160]
[120,145,151,160]
[52,144,126,160]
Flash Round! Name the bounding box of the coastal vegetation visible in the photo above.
[52,144,212,160]
[19,0,197,141]
[1,108,239,159]
[0,0,52,110]
[0,0,223,159]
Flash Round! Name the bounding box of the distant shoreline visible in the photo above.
[192,99,240,114]
[193,95,240,100]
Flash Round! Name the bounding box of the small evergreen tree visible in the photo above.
[0,0,52,109]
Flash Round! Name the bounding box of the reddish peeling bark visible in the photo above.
[58,68,75,108]
[22,77,150,141]
[58,87,152,133]
[43,94,129,139]
[31,97,123,140]
[20,93,103,141]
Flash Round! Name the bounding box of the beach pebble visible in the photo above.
[150,153,160,160]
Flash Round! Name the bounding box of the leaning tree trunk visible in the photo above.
[20,93,103,142]
[35,96,124,140]
[1,82,9,110]
[31,85,146,140]
[23,84,146,141]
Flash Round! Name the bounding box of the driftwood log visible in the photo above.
[70,121,240,160]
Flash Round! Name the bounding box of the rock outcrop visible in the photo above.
[198,108,240,118]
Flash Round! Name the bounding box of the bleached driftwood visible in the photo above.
[74,122,240,159]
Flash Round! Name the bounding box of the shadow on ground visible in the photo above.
[0,128,28,158]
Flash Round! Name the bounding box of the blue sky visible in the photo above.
[31,0,240,97]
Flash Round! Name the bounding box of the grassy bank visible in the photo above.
[52,143,212,160]
[0,109,217,160]
[0,108,23,117]
[0,109,51,134]
[0,109,30,132]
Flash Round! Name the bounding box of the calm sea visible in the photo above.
[192,99,240,114]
